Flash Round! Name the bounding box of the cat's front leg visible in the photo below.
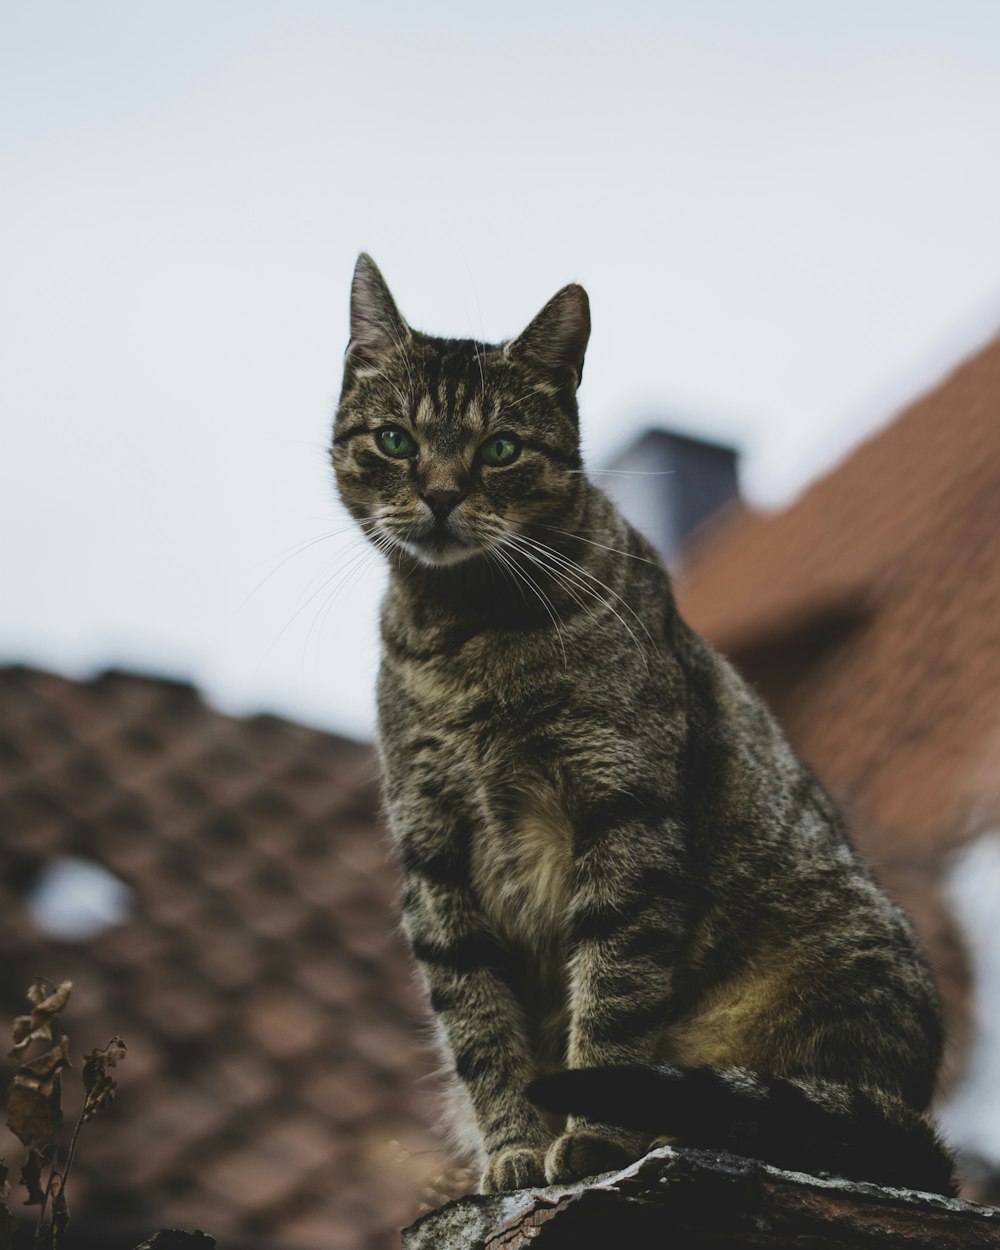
[545,823,686,1185]
[403,867,553,1192]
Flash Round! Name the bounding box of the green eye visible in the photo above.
[376,426,417,458]
[480,435,521,467]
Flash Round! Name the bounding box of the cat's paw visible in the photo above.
[481,1146,548,1193]
[544,1129,636,1184]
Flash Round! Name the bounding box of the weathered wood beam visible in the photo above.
[403,1146,1000,1249]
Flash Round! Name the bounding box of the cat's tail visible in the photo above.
[527,1065,957,1196]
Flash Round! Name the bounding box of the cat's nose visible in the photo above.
[422,488,463,519]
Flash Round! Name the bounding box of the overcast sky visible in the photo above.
[3,2,1000,740]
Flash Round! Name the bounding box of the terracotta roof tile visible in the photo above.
[0,665,455,1250]
[305,1060,396,1127]
[201,1137,306,1215]
[679,329,1000,854]
[291,951,373,1012]
[242,985,330,1062]
[277,1209,363,1250]
[210,1050,283,1111]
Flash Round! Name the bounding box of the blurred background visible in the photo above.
[2,3,1000,1247]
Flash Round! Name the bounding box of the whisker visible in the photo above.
[504,531,654,667]
[232,518,380,619]
[540,525,661,568]
[495,533,589,615]
[305,534,388,669]
[471,337,487,423]
[568,468,676,477]
[244,518,379,575]
[376,316,416,394]
[494,385,555,420]
[461,264,493,429]
[358,355,412,415]
[491,539,568,670]
[303,552,371,672]
[499,535,630,664]
[514,531,655,635]
[264,528,384,659]
[485,547,525,607]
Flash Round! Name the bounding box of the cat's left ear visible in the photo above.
[347,253,411,366]
[506,284,591,390]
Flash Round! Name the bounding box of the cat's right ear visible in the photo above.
[346,253,411,366]
[506,283,591,391]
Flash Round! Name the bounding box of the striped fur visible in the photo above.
[331,254,956,1196]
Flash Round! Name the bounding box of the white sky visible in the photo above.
[3,1,1000,741]
[939,833,1000,1163]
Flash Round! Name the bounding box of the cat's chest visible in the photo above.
[470,779,574,951]
[381,633,575,947]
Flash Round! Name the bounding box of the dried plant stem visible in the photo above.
[31,1103,84,1250]
[30,1161,56,1250]
[59,1102,87,1197]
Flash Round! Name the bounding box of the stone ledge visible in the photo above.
[402,1146,1000,1249]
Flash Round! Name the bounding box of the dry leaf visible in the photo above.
[9,982,72,1060]
[5,1036,71,1146]
[18,1146,52,1206]
[81,1037,126,1122]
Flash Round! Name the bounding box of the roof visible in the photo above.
[676,329,1000,855]
[0,666,459,1250]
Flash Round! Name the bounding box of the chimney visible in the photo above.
[601,428,739,567]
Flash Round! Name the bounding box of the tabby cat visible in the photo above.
[331,254,956,1196]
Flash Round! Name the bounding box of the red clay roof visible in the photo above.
[677,330,1000,855]
[0,666,461,1250]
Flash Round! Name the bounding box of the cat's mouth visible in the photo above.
[397,519,481,567]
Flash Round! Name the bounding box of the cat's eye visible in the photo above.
[376,426,417,458]
[480,435,521,467]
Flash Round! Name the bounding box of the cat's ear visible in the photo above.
[506,284,591,389]
[347,253,411,365]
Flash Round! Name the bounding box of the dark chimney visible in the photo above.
[601,428,739,566]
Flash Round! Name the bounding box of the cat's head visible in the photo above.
[332,254,590,568]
